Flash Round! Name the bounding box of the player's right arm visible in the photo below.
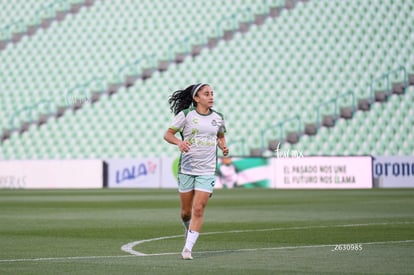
[164,111,191,153]
[164,128,191,153]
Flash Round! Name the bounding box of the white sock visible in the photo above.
[184,230,199,251]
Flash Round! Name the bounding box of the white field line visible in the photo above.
[156,239,414,257]
[0,221,413,263]
[1,240,413,263]
[0,255,135,263]
[122,221,414,256]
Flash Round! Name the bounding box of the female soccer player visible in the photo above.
[164,83,229,260]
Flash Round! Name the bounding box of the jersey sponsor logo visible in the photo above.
[193,136,216,146]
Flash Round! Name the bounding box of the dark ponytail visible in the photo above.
[169,83,205,115]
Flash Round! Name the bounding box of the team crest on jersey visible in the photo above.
[192,118,199,124]
[211,120,217,126]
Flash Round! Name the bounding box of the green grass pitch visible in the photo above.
[0,189,413,274]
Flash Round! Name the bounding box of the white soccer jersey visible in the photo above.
[170,107,226,175]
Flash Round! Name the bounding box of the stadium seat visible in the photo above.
[1,0,413,159]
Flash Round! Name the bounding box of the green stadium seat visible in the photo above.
[1,0,413,159]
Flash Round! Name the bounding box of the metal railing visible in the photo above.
[4,0,292,135]
[369,65,407,103]
[258,65,407,156]
[315,90,355,128]
[261,115,301,152]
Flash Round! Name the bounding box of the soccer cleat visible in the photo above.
[181,248,193,260]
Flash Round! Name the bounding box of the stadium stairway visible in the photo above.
[285,85,414,156]
[259,79,414,157]
[253,68,414,157]
[0,0,96,51]
[0,0,306,143]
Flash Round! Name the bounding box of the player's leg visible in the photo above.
[182,175,215,259]
[178,174,196,223]
[188,190,211,232]
[177,173,195,259]
[182,190,210,259]
[179,190,194,236]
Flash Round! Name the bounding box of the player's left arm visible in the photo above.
[217,134,229,156]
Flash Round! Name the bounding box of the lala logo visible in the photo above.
[115,161,158,184]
